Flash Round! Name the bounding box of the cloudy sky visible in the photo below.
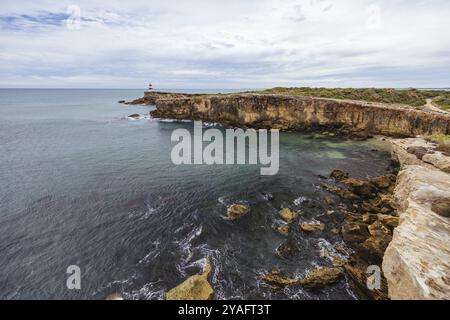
[0,0,449,89]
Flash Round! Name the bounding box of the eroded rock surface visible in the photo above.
[383,138,450,300]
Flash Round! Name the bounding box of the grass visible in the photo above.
[240,87,450,110]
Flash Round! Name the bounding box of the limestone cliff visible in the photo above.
[382,138,450,300]
[150,94,450,137]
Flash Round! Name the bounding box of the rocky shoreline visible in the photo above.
[124,91,450,300]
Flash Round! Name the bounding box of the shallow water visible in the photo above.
[0,89,393,299]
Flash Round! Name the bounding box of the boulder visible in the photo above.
[300,222,325,233]
[406,146,428,160]
[341,178,376,197]
[299,266,342,288]
[166,259,214,300]
[227,204,250,220]
[279,208,299,223]
[370,174,396,189]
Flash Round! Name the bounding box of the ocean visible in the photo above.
[0,89,393,299]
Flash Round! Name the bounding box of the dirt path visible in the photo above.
[425,98,449,114]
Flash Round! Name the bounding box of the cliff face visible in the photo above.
[382,138,450,300]
[151,94,450,137]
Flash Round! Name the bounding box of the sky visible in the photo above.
[0,0,449,89]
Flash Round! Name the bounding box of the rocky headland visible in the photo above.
[127,90,450,300]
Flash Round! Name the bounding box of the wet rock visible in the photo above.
[262,271,298,287]
[341,222,370,244]
[369,174,396,189]
[128,113,141,119]
[227,204,250,220]
[166,258,214,300]
[431,198,450,218]
[299,266,343,289]
[330,169,349,181]
[279,208,299,223]
[106,293,124,300]
[343,255,389,300]
[322,184,359,200]
[362,213,377,224]
[276,224,290,237]
[324,196,334,206]
[341,178,376,198]
[261,192,274,201]
[377,214,399,228]
[300,222,325,233]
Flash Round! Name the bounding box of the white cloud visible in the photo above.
[0,0,449,88]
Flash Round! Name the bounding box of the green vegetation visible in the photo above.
[243,87,450,110]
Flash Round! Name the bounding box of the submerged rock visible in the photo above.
[227,204,250,220]
[279,208,299,223]
[166,258,214,300]
[330,169,349,181]
[276,224,290,237]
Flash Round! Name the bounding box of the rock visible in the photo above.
[343,255,389,300]
[279,208,299,223]
[330,169,349,181]
[370,174,396,189]
[341,178,376,197]
[299,266,342,288]
[262,271,298,287]
[324,196,334,205]
[128,113,141,119]
[367,221,391,237]
[166,258,214,300]
[276,224,290,236]
[362,213,377,224]
[361,234,391,262]
[275,241,296,258]
[431,198,450,218]
[227,204,250,220]
[106,293,124,300]
[341,222,369,244]
[322,184,359,200]
[261,192,274,201]
[377,214,399,228]
[300,222,325,233]
[118,100,126,104]
[407,146,429,160]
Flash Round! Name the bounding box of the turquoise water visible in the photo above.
[0,89,393,299]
